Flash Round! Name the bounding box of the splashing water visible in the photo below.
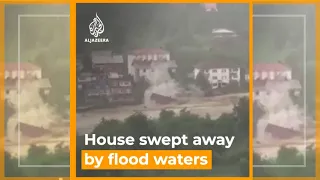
[6,80,65,143]
[143,62,184,107]
[255,80,304,143]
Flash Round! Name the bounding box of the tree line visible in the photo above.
[5,97,316,177]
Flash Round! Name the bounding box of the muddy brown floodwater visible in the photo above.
[76,93,247,134]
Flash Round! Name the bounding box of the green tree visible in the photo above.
[5,144,69,177]
[195,71,211,94]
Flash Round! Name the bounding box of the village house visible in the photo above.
[107,76,134,103]
[253,63,292,81]
[127,48,176,81]
[77,72,109,100]
[91,50,134,104]
[77,50,135,107]
[5,62,51,97]
[252,63,299,96]
[150,93,176,105]
[193,60,246,89]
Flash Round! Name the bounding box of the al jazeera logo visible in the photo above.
[84,13,110,43]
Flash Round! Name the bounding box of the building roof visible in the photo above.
[91,50,124,64]
[212,28,235,34]
[254,63,291,72]
[5,62,41,71]
[203,3,217,11]
[132,59,177,68]
[129,48,169,55]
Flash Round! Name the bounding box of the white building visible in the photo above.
[212,28,238,38]
[127,48,175,81]
[253,63,292,81]
[5,62,42,80]
[193,62,243,89]
[5,62,51,96]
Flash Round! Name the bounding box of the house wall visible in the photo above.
[128,53,171,80]
[127,55,136,76]
[254,70,292,80]
[5,69,42,80]
[194,67,241,89]
[108,72,123,79]
[138,68,152,79]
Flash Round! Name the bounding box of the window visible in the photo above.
[111,81,118,86]
[255,91,260,96]
[231,74,239,80]
[231,68,238,72]
[212,83,218,89]
[143,69,146,73]
[221,82,227,87]
[254,72,259,80]
[211,69,217,73]
[221,69,227,73]
[120,81,131,86]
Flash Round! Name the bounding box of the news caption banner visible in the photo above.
[82,134,235,169]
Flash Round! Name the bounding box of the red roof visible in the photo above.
[204,3,217,11]
[5,62,41,71]
[129,48,169,55]
[254,63,290,72]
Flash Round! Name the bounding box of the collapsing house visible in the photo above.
[265,123,301,139]
[16,122,67,139]
[150,93,176,105]
[16,122,52,138]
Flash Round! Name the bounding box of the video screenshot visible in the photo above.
[1,2,318,180]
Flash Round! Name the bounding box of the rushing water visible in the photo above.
[254,81,305,143]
